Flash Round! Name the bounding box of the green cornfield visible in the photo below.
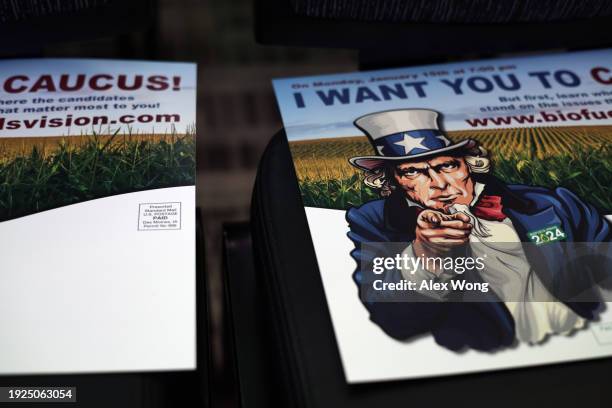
[0,130,195,222]
[290,126,612,212]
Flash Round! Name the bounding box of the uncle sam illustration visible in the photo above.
[346,108,611,351]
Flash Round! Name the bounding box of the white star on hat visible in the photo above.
[436,135,451,146]
[394,133,427,155]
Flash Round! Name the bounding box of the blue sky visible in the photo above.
[273,49,612,141]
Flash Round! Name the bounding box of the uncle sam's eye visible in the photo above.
[440,161,459,172]
[397,167,421,177]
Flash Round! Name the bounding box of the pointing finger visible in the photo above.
[426,213,440,226]
[418,211,443,228]
[438,219,473,230]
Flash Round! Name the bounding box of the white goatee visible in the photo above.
[448,203,491,238]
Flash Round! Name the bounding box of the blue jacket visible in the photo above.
[346,176,611,351]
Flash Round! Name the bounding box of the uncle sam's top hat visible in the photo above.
[349,109,475,171]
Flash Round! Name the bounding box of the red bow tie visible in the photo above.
[471,194,506,222]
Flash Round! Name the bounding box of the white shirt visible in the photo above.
[401,183,585,344]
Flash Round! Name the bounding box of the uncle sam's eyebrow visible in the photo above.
[396,159,459,175]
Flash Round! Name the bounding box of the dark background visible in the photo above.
[3,0,612,406]
[0,0,355,406]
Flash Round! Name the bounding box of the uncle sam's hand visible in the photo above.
[414,210,473,259]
